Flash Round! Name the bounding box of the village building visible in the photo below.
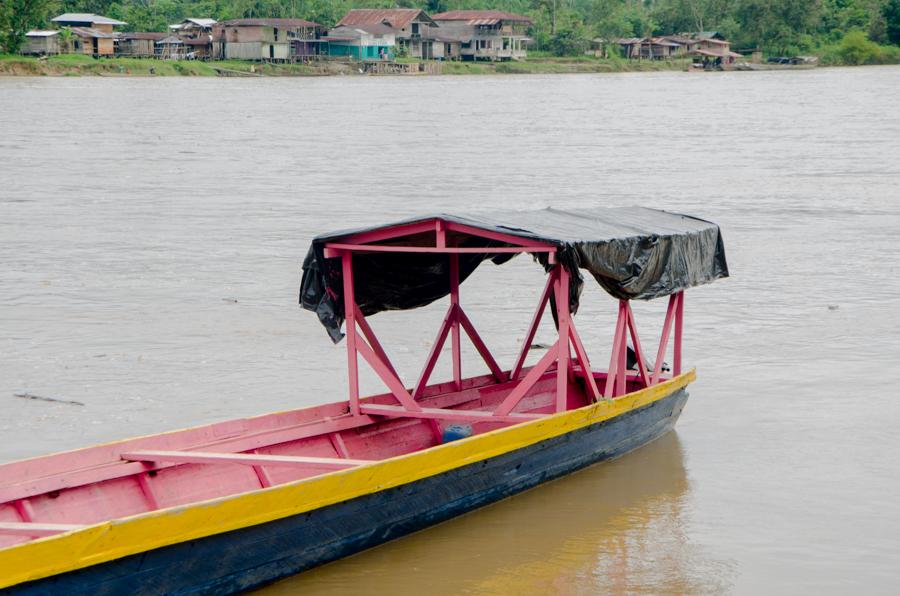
[686,31,743,65]
[169,18,217,37]
[431,35,462,60]
[657,35,700,55]
[50,13,126,56]
[21,31,60,55]
[614,37,682,60]
[323,25,396,60]
[336,9,438,60]
[116,32,166,57]
[432,11,531,61]
[212,18,323,62]
[156,36,187,59]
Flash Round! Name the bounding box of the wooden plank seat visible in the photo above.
[0,414,377,504]
[359,404,543,423]
[0,522,85,537]
[120,450,374,469]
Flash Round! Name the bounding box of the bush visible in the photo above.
[838,30,883,63]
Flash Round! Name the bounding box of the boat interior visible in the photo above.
[0,365,665,549]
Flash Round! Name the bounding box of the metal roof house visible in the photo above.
[51,13,127,56]
[614,37,683,60]
[323,25,396,61]
[116,32,167,57]
[21,31,60,55]
[212,18,323,62]
[169,18,217,33]
[337,9,438,59]
[686,33,742,65]
[432,11,532,61]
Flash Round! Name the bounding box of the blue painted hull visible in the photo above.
[5,389,688,595]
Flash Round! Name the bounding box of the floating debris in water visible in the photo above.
[223,297,239,303]
[530,342,552,349]
[827,304,839,311]
[14,393,85,406]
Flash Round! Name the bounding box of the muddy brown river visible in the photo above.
[1,66,899,594]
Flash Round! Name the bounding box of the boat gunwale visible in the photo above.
[0,369,694,589]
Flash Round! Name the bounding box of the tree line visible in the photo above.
[4,0,900,58]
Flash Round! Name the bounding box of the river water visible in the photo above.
[1,66,899,594]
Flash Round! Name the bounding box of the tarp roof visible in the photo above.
[301,207,728,342]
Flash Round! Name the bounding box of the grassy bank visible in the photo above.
[441,55,691,75]
[3,48,898,78]
[0,54,355,77]
[0,53,693,77]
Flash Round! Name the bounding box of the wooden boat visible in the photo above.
[0,207,728,594]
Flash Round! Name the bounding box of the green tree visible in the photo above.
[1,0,54,54]
[834,28,884,62]
[885,0,900,44]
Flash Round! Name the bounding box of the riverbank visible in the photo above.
[0,54,690,77]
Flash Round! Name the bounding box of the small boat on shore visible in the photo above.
[0,207,728,594]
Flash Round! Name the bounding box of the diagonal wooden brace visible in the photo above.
[457,307,505,383]
[412,303,457,399]
[494,340,559,416]
[568,322,603,402]
[356,336,423,412]
[511,268,556,380]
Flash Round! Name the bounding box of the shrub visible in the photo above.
[833,30,884,64]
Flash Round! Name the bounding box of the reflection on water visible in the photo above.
[260,433,732,595]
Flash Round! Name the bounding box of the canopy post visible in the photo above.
[554,265,570,412]
[652,294,678,385]
[604,301,627,398]
[449,254,462,391]
[342,252,361,417]
[624,302,651,389]
[674,292,684,376]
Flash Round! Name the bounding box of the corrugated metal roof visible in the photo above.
[337,9,435,29]
[324,25,396,40]
[216,18,320,28]
[119,32,167,41]
[614,37,644,45]
[52,13,127,26]
[25,30,59,37]
[432,11,532,25]
[183,18,216,27]
[692,48,726,57]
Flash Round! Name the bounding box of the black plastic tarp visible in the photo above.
[300,207,728,342]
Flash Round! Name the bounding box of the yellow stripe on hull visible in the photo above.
[0,370,694,588]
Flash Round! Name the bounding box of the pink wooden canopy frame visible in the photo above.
[0,222,687,537]
[324,218,686,422]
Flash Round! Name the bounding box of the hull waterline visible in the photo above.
[3,387,688,595]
